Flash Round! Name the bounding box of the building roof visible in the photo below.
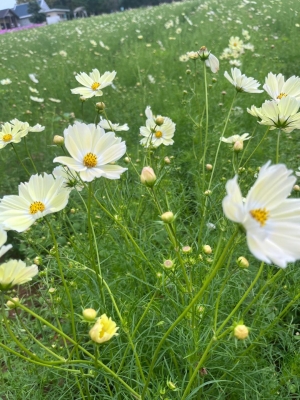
[0,8,19,19]
[39,8,70,13]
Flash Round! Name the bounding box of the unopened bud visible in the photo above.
[161,211,174,223]
[82,308,97,321]
[182,246,192,254]
[293,185,300,191]
[95,102,105,111]
[163,259,174,269]
[6,297,19,309]
[206,164,213,171]
[48,288,56,294]
[140,166,156,187]
[233,140,243,152]
[167,381,177,391]
[33,256,42,266]
[203,245,212,254]
[237,256,249,268]
[164,156,171,164]
[234,324,249,340]
[80,96,87,102]
[124,157,131,163]
[53,135,64,145]
[204,190,212,196]
[155,116,164,126]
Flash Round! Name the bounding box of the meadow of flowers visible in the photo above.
[1,0,300,398]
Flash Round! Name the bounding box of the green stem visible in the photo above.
[240,126,270,169]
[11,143,31,176]
[141,228,239,398]
[181,261,265,399]
[276,129,281,163]
[24,137,38,173]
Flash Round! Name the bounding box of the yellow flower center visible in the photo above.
[233,42,237,47]
[83,152,97,168]
[155,130,163,138]
[277,92,287,99]
[3,133,12,142]
[250,208,269,227]
[91,82,100,91]
[30,201,45,214]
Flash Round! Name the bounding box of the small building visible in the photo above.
[39,8,70,25]
[0,8,19,30]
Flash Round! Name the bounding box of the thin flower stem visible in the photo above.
[24,137,38,173]
[202,61,209,190]
[11,143,31,176]
[141,228,239,398]
[276,129,281,163]
[102,279,146,384]
[182,261,265,399]
[5,297,141,400]
[240,126,270,169]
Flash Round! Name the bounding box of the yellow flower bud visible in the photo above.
[203,245,212,254]
[53,135,64,145]
[155,116,164,126]
[161,211,174,223]
[237,256,249,268]
[83,308,97,321]
[6,297,19,309]
[234,324,249,340]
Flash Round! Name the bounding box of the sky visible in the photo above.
[0,0,16,9]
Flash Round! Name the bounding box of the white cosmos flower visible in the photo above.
[99,118,129,132]
[223,162,300,268]
[10,119,45,133]
[29,74,39,83]
[0,122,26,149]
[263,72,300,102]
[71,69,116,98]
[229,36,244,51]
[53,166,84,192]
[53,122,127,182]
[0,260,38,291]
[30,96,44,103]
[224,68,263,93]
[221,133,251,144]
[29,86,39,93]
[1,79,12,85]
[247,96,300,133]
[0,174,70,232]
[140,106,175,148]
[0,225,12,258]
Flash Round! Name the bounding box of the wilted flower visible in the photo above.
[223,162,300,268]
[221,133,251,151]
[53,122,127,182]
[140,106,175,148]
[89,314,119,344]
[224,68,263,93]
[99,118,129,132]
[71,69,116,98]
[247,97,300,133]
[263,72,300,102]
[0,260,38,291]
[0,174,70,232]
[198,46,219,73]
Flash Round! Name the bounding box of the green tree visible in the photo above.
[28,0,46,23]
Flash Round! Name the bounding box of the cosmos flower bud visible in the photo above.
[80,96,87,102]
[234,324,249,340]
[95,102,106,111]
[237,256,249,268]
[6,297,19,309]
[233,140,243,152]
[155,116,164,126]
[53,135,64,145]
[182,246,192,254]
[203,245,212,254]
[163,259,174,269]
[33,256,42,266]
[206,164,213,171]
[161,211,174,223]
[167,381,177,391]
[124,157,131,163]
[140,166,156,187]
[83,308,98,321]
[164,156,171,164]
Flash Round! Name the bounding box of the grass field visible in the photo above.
[1,0,300,398]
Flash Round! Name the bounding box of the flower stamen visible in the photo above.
[3,134,12,142]
[277,92,287,100]
[250,208,269,227]
[30,201,45,214]
[155,130,163,138]
[91,82,100,91]
[83,153,97,168]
